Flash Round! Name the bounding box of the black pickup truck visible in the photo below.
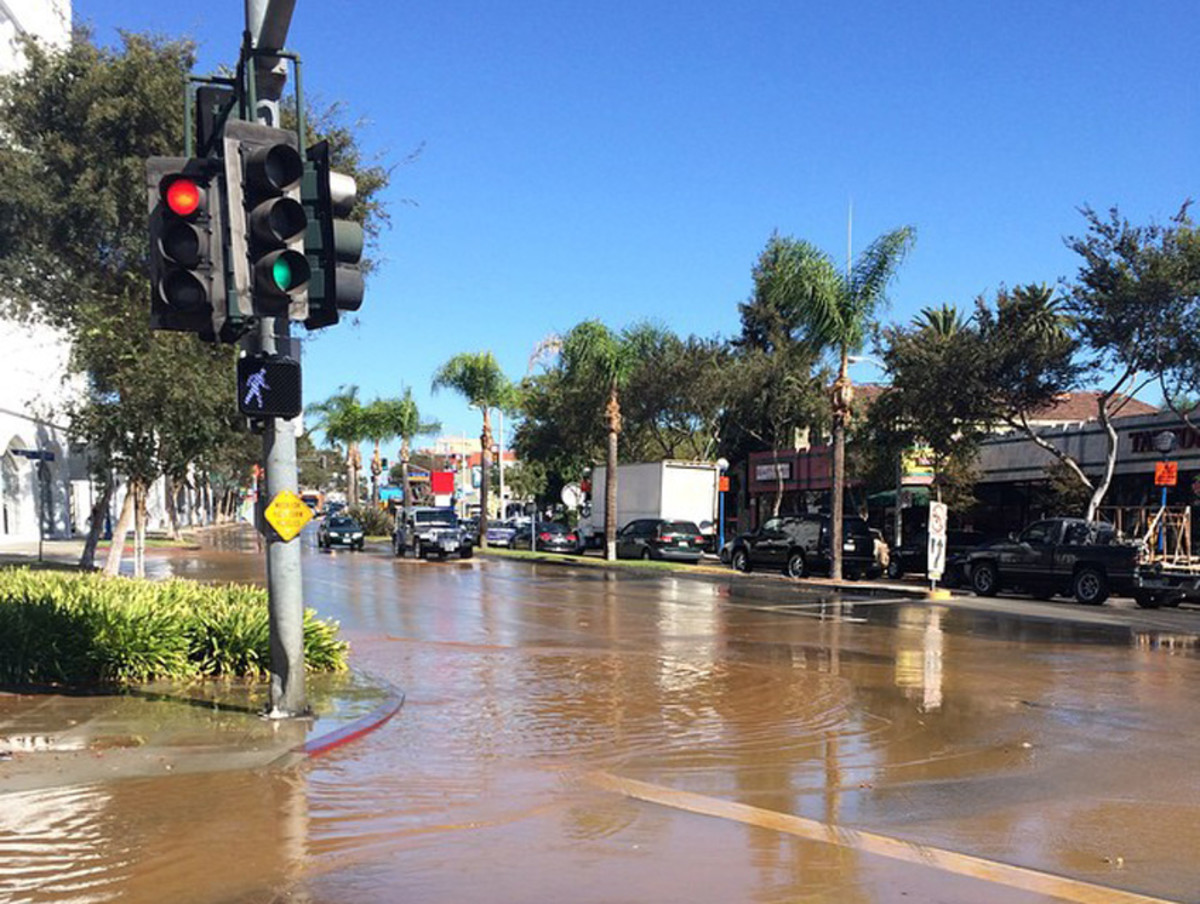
[965,518,1200,608]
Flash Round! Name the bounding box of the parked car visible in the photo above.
[394,507,473,560]
[729,514,881,579]
[461,516,481,544]
[615,518,705,563]
[317,514,364,550]
[511,522,580,553]
[485,519,520,547]
[887,529,988,585]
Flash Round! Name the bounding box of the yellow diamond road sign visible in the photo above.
[265,489,313,541]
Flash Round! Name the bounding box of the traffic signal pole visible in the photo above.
[245,1,307,718]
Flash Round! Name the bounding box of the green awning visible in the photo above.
[866,486,931,507]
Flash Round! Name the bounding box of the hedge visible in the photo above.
[0,569,348,686]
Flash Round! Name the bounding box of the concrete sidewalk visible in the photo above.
[0,671,403,793]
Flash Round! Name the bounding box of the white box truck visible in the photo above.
[579,460,721,550]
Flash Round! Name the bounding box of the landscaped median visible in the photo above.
[0,568,348,686]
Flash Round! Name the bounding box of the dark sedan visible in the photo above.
[511,522,579,553]
[616,519,705,563]
[317,515,364,550]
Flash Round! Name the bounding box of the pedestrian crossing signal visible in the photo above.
[237,353,302,420]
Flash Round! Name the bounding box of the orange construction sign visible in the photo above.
[1155,461,1178,487]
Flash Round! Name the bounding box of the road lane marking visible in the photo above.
[586,772,1179,904]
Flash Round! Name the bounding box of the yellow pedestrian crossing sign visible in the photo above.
[264,489,313,541]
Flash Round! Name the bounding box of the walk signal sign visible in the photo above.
[237,353,302,420]
[146,157,225,336]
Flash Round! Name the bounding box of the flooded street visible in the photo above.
[6,527,1200,903]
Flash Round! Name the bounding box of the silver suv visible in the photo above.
[393,507,474,560]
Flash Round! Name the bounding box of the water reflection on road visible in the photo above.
[11,525,1200,903]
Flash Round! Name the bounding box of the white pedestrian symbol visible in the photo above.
[244,368,270,409]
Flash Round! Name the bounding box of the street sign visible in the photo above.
[1155,461,1178,487]
[237,353,302,419]
[264,489,313,541]
[927,501,948,582]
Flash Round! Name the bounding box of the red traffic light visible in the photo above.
[163,176,202,217]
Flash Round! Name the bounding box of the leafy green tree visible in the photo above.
[769,228,915,578]
[559,321,641,560]
[1066,205,1200,516]
[432,352,513,547]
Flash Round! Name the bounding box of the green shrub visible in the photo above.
[347,504,394,537]
[0,569,349,686]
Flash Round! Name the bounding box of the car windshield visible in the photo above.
[538,523,568,534]
[415,511,456,526]
[663,521,701,534]
[329,517,358,529]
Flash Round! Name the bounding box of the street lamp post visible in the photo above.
[1154,430,1178,555]
[717,457,730,554]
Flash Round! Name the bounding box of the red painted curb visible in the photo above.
[296,690,405,758]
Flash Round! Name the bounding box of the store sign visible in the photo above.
[754,461,792,482]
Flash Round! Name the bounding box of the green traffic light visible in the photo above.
[273,256,292,290]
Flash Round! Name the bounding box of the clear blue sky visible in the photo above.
[77,1,1198,447]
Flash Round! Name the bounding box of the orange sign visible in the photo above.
[1155,461,1178,487]
[719,476,730,492]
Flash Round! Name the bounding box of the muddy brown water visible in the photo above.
[4,525,1200,903]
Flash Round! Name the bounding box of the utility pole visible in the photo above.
[247,0,305,718]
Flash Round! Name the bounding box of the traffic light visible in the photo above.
[302,140,364,329]
[146,157,225,336]
[222,120,310,319]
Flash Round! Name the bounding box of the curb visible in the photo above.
[295,679,405,759]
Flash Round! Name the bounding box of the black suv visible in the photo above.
[729,514,880,579]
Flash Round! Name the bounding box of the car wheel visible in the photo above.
[1134,592,1161,609]
[784,551,807,579]
[460,547,473,559]
[731,548,751,573]
[886,560,903,580]
[971,562,999,597]
[641,548,652,561]
[1073,567,1109,606]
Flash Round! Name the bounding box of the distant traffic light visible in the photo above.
[302,140,365,329]
[222,121,311,319]
[146,157,225,336]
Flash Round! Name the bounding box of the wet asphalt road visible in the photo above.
[6,525,1200,903]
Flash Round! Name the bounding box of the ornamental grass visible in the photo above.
[0,569,348,686]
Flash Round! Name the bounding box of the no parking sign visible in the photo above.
[927,501,948,582]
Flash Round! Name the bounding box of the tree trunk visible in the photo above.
[370,441,382,504]
[604,387,621,561]
[78,475,113,571]
[400,438,412,535]
[133,481,148,579]
[480,409,492,549]
[164,474,181,540]
[830,351,852,581]
[103,484,135,576]
[1085,392,1121,521]
[347,445,361,506]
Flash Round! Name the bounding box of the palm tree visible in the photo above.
[306,386,368,504]
[432,352,513,547]
[392,388,440,530]
[771,227,915,579]
[560,320,641,561]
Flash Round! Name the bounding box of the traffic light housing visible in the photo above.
[146,157,225,336]
[222,120,311,320]
[302,140,365,329]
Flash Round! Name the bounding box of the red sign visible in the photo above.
[431,470,456,495]
[1155,461,1178,487]
[719,476,730,492]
